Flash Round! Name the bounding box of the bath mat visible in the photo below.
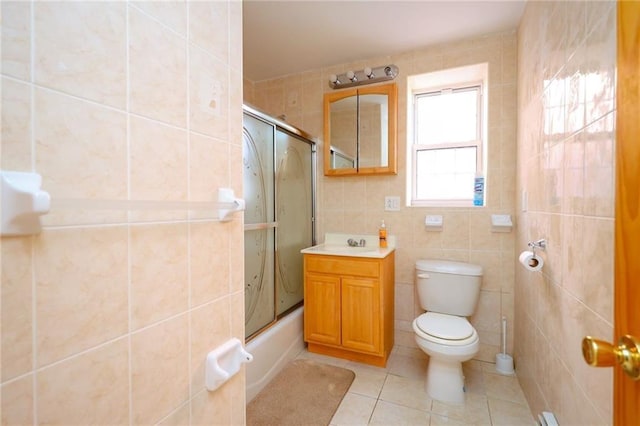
[246,358,355,426]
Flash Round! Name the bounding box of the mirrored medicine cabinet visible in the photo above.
[323,83,397,176]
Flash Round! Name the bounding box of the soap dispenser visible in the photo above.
[379,220,387,248]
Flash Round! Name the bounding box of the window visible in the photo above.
[407,64,488,207]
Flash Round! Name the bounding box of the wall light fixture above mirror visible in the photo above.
[329,64,399,89]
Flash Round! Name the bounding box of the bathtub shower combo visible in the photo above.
[242,105,316,401]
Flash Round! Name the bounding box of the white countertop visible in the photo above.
[300,233,396,259]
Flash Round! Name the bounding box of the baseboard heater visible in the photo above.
[538,411,559,426]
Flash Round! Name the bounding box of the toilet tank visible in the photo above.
[415,260,483,316]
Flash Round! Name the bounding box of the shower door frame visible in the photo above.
[243,104,317,341]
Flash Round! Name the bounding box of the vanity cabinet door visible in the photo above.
[304,273,341,346]
[341,277,381,354]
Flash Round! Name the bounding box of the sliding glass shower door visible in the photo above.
[243,108,315,339]
[244,113,276,337]
[274,130,313,316]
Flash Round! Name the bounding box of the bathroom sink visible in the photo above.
[300,233,396,258]
[322,245,379,254]
[301,242,393,258]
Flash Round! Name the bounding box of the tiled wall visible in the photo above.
[516,1,615,424]
[1,2,245,425]
[246,31,518,364]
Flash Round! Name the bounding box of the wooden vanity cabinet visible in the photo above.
[303,252,394,367]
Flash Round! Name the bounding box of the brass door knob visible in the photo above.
[582,335,640,380]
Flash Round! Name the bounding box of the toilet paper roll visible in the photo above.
[519,250,543,272]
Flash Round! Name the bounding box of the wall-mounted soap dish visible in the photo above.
[491,214,513,232]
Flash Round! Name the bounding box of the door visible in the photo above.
[341,277,381,354]
[613,2,640,423]
[275,129,314,316]
[582,3,640,424]
[304,272,341,345]
[243,113,276,338]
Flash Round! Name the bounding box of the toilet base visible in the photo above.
[425,357,466,404]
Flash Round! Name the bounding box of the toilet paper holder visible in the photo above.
[527,239,547,255]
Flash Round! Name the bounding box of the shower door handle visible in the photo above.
[582,335,640,380]
[244,222,278,231]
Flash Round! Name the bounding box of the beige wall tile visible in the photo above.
[129,115,188,210]
[190,298,232,393]
[159,402,191,426]
[1,235,33,382]
[441,211,470,250]
[394,282,415,323]
[190,375,242,426]
[34,2,126,108]
[132,315,189,425]
[471,290,501,333]
[132,1,187,36]
[1,77,31,171]
[1,375,34,426]
[129,7,187,127]
[189,46,229,139]
[1,1,31,80]
[35,227,129,366]
[34,88,127,210]
[228,219,245,294]
[515,1,615,422]
[583,123,615,218]
[131,223,189,330]
[585,3,616,127]
[190,222,230,307]
[230,291,245,341]
[229,1,243,73]
[189,133,230,202]
[581,217,614,322]
[189,2,229,63]
[37,339,129,425]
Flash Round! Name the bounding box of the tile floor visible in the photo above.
[295,346,537,426]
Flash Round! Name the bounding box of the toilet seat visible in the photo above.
[414,312,478,346]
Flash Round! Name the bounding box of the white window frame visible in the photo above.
[406,64,488,208]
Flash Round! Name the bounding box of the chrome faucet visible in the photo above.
[347,238,366,247]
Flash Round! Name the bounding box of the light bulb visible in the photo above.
[346,70,357,81]
[364,67,373,78]
[329,74,338,83]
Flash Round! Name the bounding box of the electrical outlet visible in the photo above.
[384,196,400,211]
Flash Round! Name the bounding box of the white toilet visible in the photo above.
[412,259,483,404]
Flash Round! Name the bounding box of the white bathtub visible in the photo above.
[245,306,305,402]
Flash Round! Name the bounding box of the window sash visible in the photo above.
[413,85,482,146]
[410,83,483,205]
[411,143,481,204]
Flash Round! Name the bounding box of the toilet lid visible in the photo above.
[416,312,474,340]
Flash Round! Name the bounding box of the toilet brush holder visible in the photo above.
[495,353,515,375]
[495,316,514,375]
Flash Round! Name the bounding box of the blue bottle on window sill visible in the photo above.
[473,174,484,206]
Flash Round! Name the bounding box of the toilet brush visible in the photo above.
[495,316,515,375]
